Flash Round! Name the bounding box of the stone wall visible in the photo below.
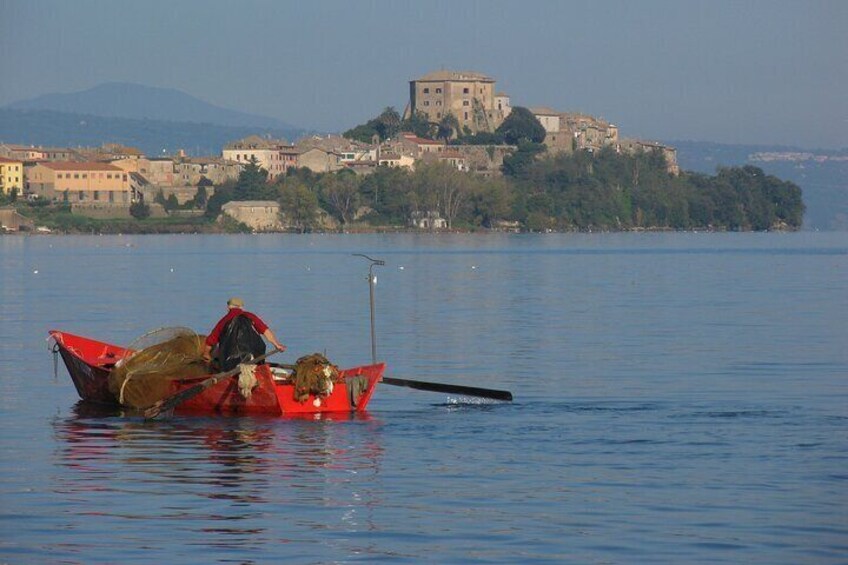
[140,185,216,205]
[0,207,34,231]
[70,203,132,219]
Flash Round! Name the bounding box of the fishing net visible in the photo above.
[291,353,341,403]
[108,327,209,409]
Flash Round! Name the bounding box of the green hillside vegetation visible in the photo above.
[240,147,803,231]
[3,146,804,233]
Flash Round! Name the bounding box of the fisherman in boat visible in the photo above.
[204,297,286,371]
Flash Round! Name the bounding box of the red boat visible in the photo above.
[49,330,384,416]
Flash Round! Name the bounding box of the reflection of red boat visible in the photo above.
[49,330,384,416]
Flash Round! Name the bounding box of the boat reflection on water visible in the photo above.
[51,401,385,554]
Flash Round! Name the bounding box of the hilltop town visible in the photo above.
[2,70,801,234]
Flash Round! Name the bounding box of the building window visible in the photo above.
[109,192,114,203]
[423,101,430,106]
[93,191,100,201]
[435,88,442,94]
[463,88,469,94]
[78,191,84,200]
[437,112,441,118]
[423,87,430,94]
[464,112,468,120]
[463,100,469,106]
[436,101,442,106]
[74,174,79,179]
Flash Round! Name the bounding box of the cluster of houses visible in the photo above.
[0,69,679,231]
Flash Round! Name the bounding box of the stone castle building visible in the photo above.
[404,70,511,134]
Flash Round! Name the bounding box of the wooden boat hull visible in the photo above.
[49,330,383,416]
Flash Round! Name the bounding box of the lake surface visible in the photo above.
[1,232,846,564]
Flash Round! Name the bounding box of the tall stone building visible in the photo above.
[405,70,510,134]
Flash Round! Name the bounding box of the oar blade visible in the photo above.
[382,377,512,402]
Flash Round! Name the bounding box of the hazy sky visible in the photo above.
[1,0,846,148]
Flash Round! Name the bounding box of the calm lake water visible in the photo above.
[1,232,846,564]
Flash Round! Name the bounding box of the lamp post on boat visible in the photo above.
[353,254,385,364]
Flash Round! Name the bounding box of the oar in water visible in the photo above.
[268,363,513,402]
[381,376,513,402]
[144,349,282,420]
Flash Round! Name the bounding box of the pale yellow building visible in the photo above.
[378,153,416,170]
[406,70,510,134]
[0,157,24,195]
[222,135,297,179]
[26,161,131,203]
[529,107,561,134]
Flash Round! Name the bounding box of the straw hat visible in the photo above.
[227,297,244,308]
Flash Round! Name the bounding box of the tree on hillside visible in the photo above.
[190,183,209,209]
[437,114,460,142]
[129,201,150,219]
[279,179,319,232]
[318,172,360,224]
[501,141,546,177]
[401,110,435,139]
[344,107,403,143]
[375,107,402,140]
[358,166,415,223]
[415,162,473,229]
[205,181,234,218]
[469,176,512,227]
[343,123,380,144]
[496,106,547,145]
[234,156,275,200]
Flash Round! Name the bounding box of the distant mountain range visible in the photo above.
[0,83,308,156]
[0,108,303,158]
[5,82,298,131]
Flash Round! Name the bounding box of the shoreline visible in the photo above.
[0,225,807,236]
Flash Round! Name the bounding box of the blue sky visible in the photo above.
[1,0,845,148]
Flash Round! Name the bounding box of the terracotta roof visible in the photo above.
[0,157,23,163]
[7,145,43,151]
[37,161,123,171]
[401,133,442,145]
[415,70,494,82]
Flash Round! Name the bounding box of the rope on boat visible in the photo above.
[50,340,60,382]
[119,373,133,405]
